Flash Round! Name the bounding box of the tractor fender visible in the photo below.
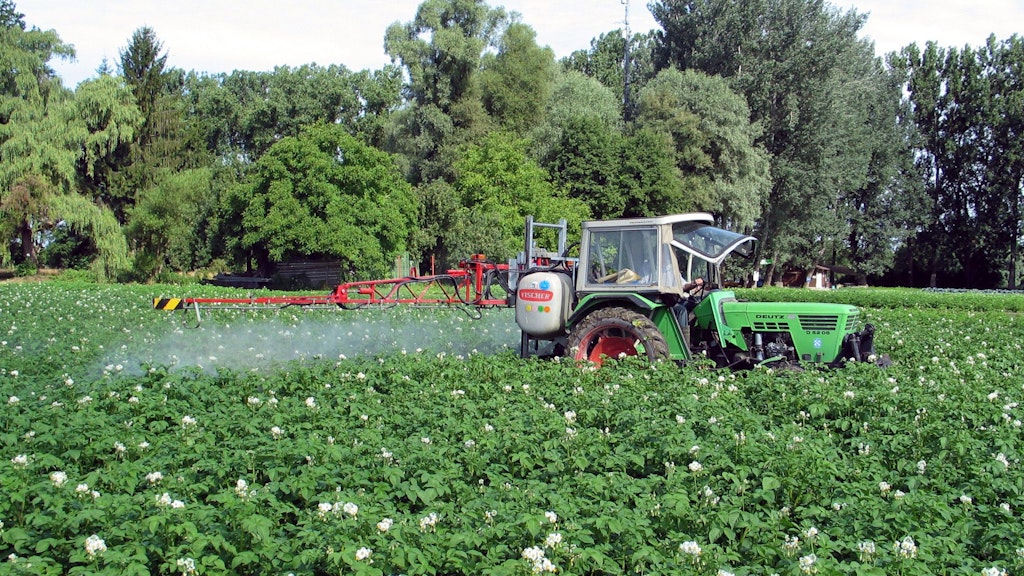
[568,293,661,327]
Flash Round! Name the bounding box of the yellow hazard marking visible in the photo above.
[153,298,184,310]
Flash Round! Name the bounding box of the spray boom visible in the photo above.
[154,255,521,326]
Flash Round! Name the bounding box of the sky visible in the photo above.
[14,0,1024,88]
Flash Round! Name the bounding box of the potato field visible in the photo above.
[1,282,1023,576]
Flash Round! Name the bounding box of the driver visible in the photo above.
[681,276,704,294]
[675,276,705,331]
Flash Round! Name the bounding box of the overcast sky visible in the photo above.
[14,0,1024,88]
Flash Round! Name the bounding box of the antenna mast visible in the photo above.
[621,0,632,121]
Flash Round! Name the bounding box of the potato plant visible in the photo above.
[1,282,1022,575]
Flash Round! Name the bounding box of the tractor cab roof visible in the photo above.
[581,212,717,229]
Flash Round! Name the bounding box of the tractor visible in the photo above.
[513,213,883,368]
[155,213,883,369]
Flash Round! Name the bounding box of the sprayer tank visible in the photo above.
[515,272,572,339]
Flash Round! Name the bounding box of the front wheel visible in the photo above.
[568,307,669,367]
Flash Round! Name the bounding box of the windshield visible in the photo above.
[671,222,755,262]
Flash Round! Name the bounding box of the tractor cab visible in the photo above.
[577,213,755,296]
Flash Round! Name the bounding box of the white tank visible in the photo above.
[515,271,572,338]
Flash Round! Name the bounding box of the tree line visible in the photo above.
[1,0,1021,288]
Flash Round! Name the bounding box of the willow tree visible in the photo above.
[0,19,134,278]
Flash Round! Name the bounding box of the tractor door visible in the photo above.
[671,221,756,286]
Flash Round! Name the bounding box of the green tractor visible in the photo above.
[514,213,883,368]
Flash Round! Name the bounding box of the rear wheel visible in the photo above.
[568,307,670,366]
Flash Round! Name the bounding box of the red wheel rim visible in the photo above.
[574,326,640,365]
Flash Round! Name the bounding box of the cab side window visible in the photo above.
[587,228,658,286]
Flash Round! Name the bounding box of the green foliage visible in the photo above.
[479,22,556,135]
[547,115,625,219]
[11,259,34,276]
[0,21,85,267]
[0,65,80,196]
[183,64,398,160]
[125,168,214,279]
[637,68,769,229]
[73,75,144,226]
[651,0,892,279]
[350,66,405,148]
[617,127,689,217]
[830,43,925,283]
[530,70,622,163]
[47,194,130,281]
[39,223,93,270]
[106,27,206,230]
[119,26,167,130]
[74,76,142,179]
[384,0,509,183]
[545,117,687,220]
[0,0,25,29]
[562,29,659,118]
[384,0,506,112]
[236,124,417,278]
[451,131,589,261]
[895,36,1024,288]
[634,70,710,212]
[1,282,1023,575]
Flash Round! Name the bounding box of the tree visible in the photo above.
[185,64,395,161]
[617,127,688,217]
[349,65,404,148]
[74,75,144,198]
[119,26,167,139]
[834,45,924,285]
[544,104,688,222]
[0,74,80,207]
[651,0,887,283]
[1,19,75,263]
[106,27,205,227]
[635,68,769,229]
[234,124,417,279]
[479,22,556,135]
[0,17,135,279]
[892,42,948,286]
[546,115,624,219]
[981,35,1024,288]
[125,168,212,278]
[529,70,622,163]
[896,37,1024,288]
[563,29,658,118]
[384,0,509,183]
[48,192,130,279]
[448,131,589,261]
[0,0,24,29]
